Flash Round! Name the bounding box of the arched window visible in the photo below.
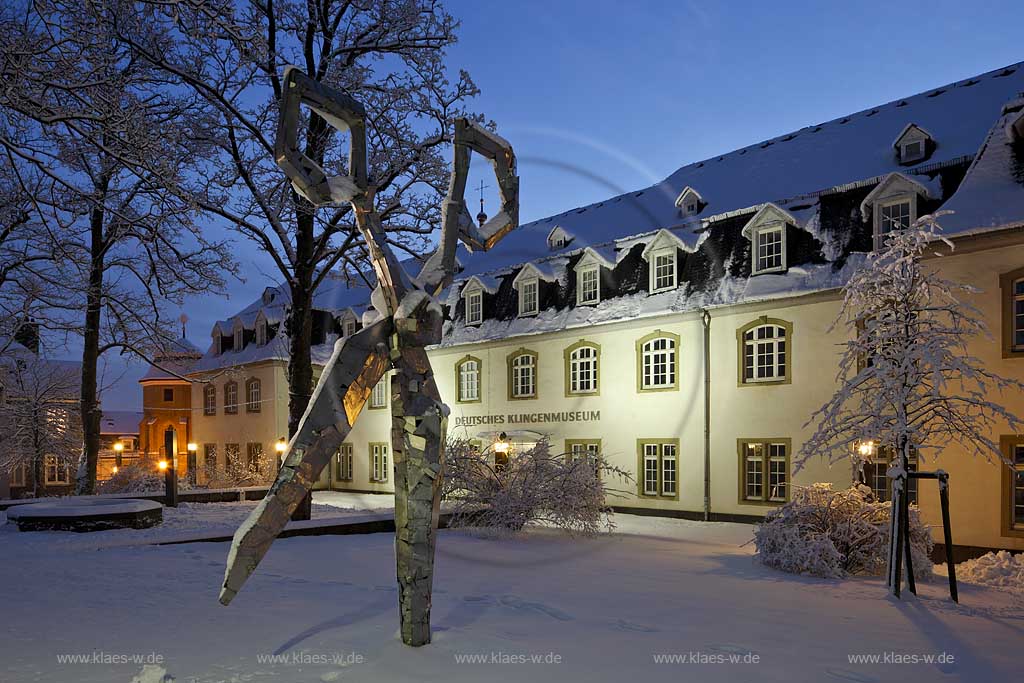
[203,384,216,416]
[508,350,538,399]
[246,378,261,413]
[456,356,481,403]
[637,331,679,391]
[739,318,792,384]
[224,381,239,414]
[564,341,600,395]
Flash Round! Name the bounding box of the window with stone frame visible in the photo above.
[44,455,69,485]
[370,376,388,408]
[567,344,599,394]
[224,381,238,414]
[509,351,537,399]
[858,445,918,505]
[370,442,389,482]
[741,323,789,383]
[457,357,481,402]
[245,378,261,413]
[740,440,789,503]
[640,335,677,390]
[638,440,677,498]
[336,443,353,481]
[203,384,216,416]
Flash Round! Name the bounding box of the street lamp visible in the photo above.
[158,460,169,471]
[113,441,124,468]
[493,431,509,454]
[187,443,198,452]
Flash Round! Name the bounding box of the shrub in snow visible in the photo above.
[754,483,932,580]
[956,551,1024,591]
[99,463,164,494]
[205,453,276,489]
[442,437,631,535]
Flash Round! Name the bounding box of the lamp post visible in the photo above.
[161,428,179,508]
[113,441,124,468]
[275,438,287,469]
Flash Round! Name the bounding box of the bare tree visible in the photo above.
[0,0,238,493]
[797,215,1024,594]
[0,353,82,497]
[102,0,481,460]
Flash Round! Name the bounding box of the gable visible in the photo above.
[859,173,934,217]
[740,203,798,240]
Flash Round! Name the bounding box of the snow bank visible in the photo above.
[957,550,1024,591]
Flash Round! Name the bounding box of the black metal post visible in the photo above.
[939,473,958,603]
[902,482,916,595]
[891,483,904,599]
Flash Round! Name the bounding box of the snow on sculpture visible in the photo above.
[219,66,519,647]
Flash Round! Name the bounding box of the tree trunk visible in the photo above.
[76,202,105,495]
[287,218,315,520]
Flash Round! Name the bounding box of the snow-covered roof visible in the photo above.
[892,122,933,148]
[100,410,142,436]
[450,62,1024,285]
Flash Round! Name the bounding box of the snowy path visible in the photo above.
[1,515,1021,682]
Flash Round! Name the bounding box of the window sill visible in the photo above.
[638,384,679,393]
[518,311,538,318]
[739,498,788,506]
[739,378,789,387]
[649,286,677,295]
[751,266,786,276]
[509,394,537,401]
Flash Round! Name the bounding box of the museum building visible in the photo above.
[185,62,1024,553]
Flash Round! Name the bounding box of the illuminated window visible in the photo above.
[44,455,70,485]
[859,446,918,505]
[740,440,789,503]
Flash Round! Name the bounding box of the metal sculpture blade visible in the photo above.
[222,66,518,646]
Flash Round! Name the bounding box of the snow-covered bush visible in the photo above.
[754,483,932,579]
[205,452,276,489]
[442,437,631,536]
[956,551,1024,591]
[98,463,164,494]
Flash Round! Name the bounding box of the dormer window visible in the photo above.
[651,249,676,292]
[233,324,243,351]
[861,173,930,251]
[255,320,267,346]
[546,225,573,251]
[753,224,785,274]
[465,289,483,325]
[577,265,600,305]
[518,278,539,316]
[893,123,933,165]
[213,334,222,356]
[741,204,795,276]
[674,186,704,217]
[343,317,357,337]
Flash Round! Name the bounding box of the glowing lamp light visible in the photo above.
[187,442,197,452]
[113,442,124,453]
[493,431,509,455]
[858,440,876,457]
[112,466,118,474]
[158,460,169,471]
[275,439,288,454]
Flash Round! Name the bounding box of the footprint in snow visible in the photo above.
[499,595,573,621]
[615,619,659,633]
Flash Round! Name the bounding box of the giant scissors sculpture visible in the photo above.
[218,67,518,647]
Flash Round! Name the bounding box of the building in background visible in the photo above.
[139,335,202,477]
[186,62,1024,554]
[97,409,143,480]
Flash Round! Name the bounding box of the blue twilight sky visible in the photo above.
[96,0,1024,409]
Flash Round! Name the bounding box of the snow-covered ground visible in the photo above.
[1,508,1021,682]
